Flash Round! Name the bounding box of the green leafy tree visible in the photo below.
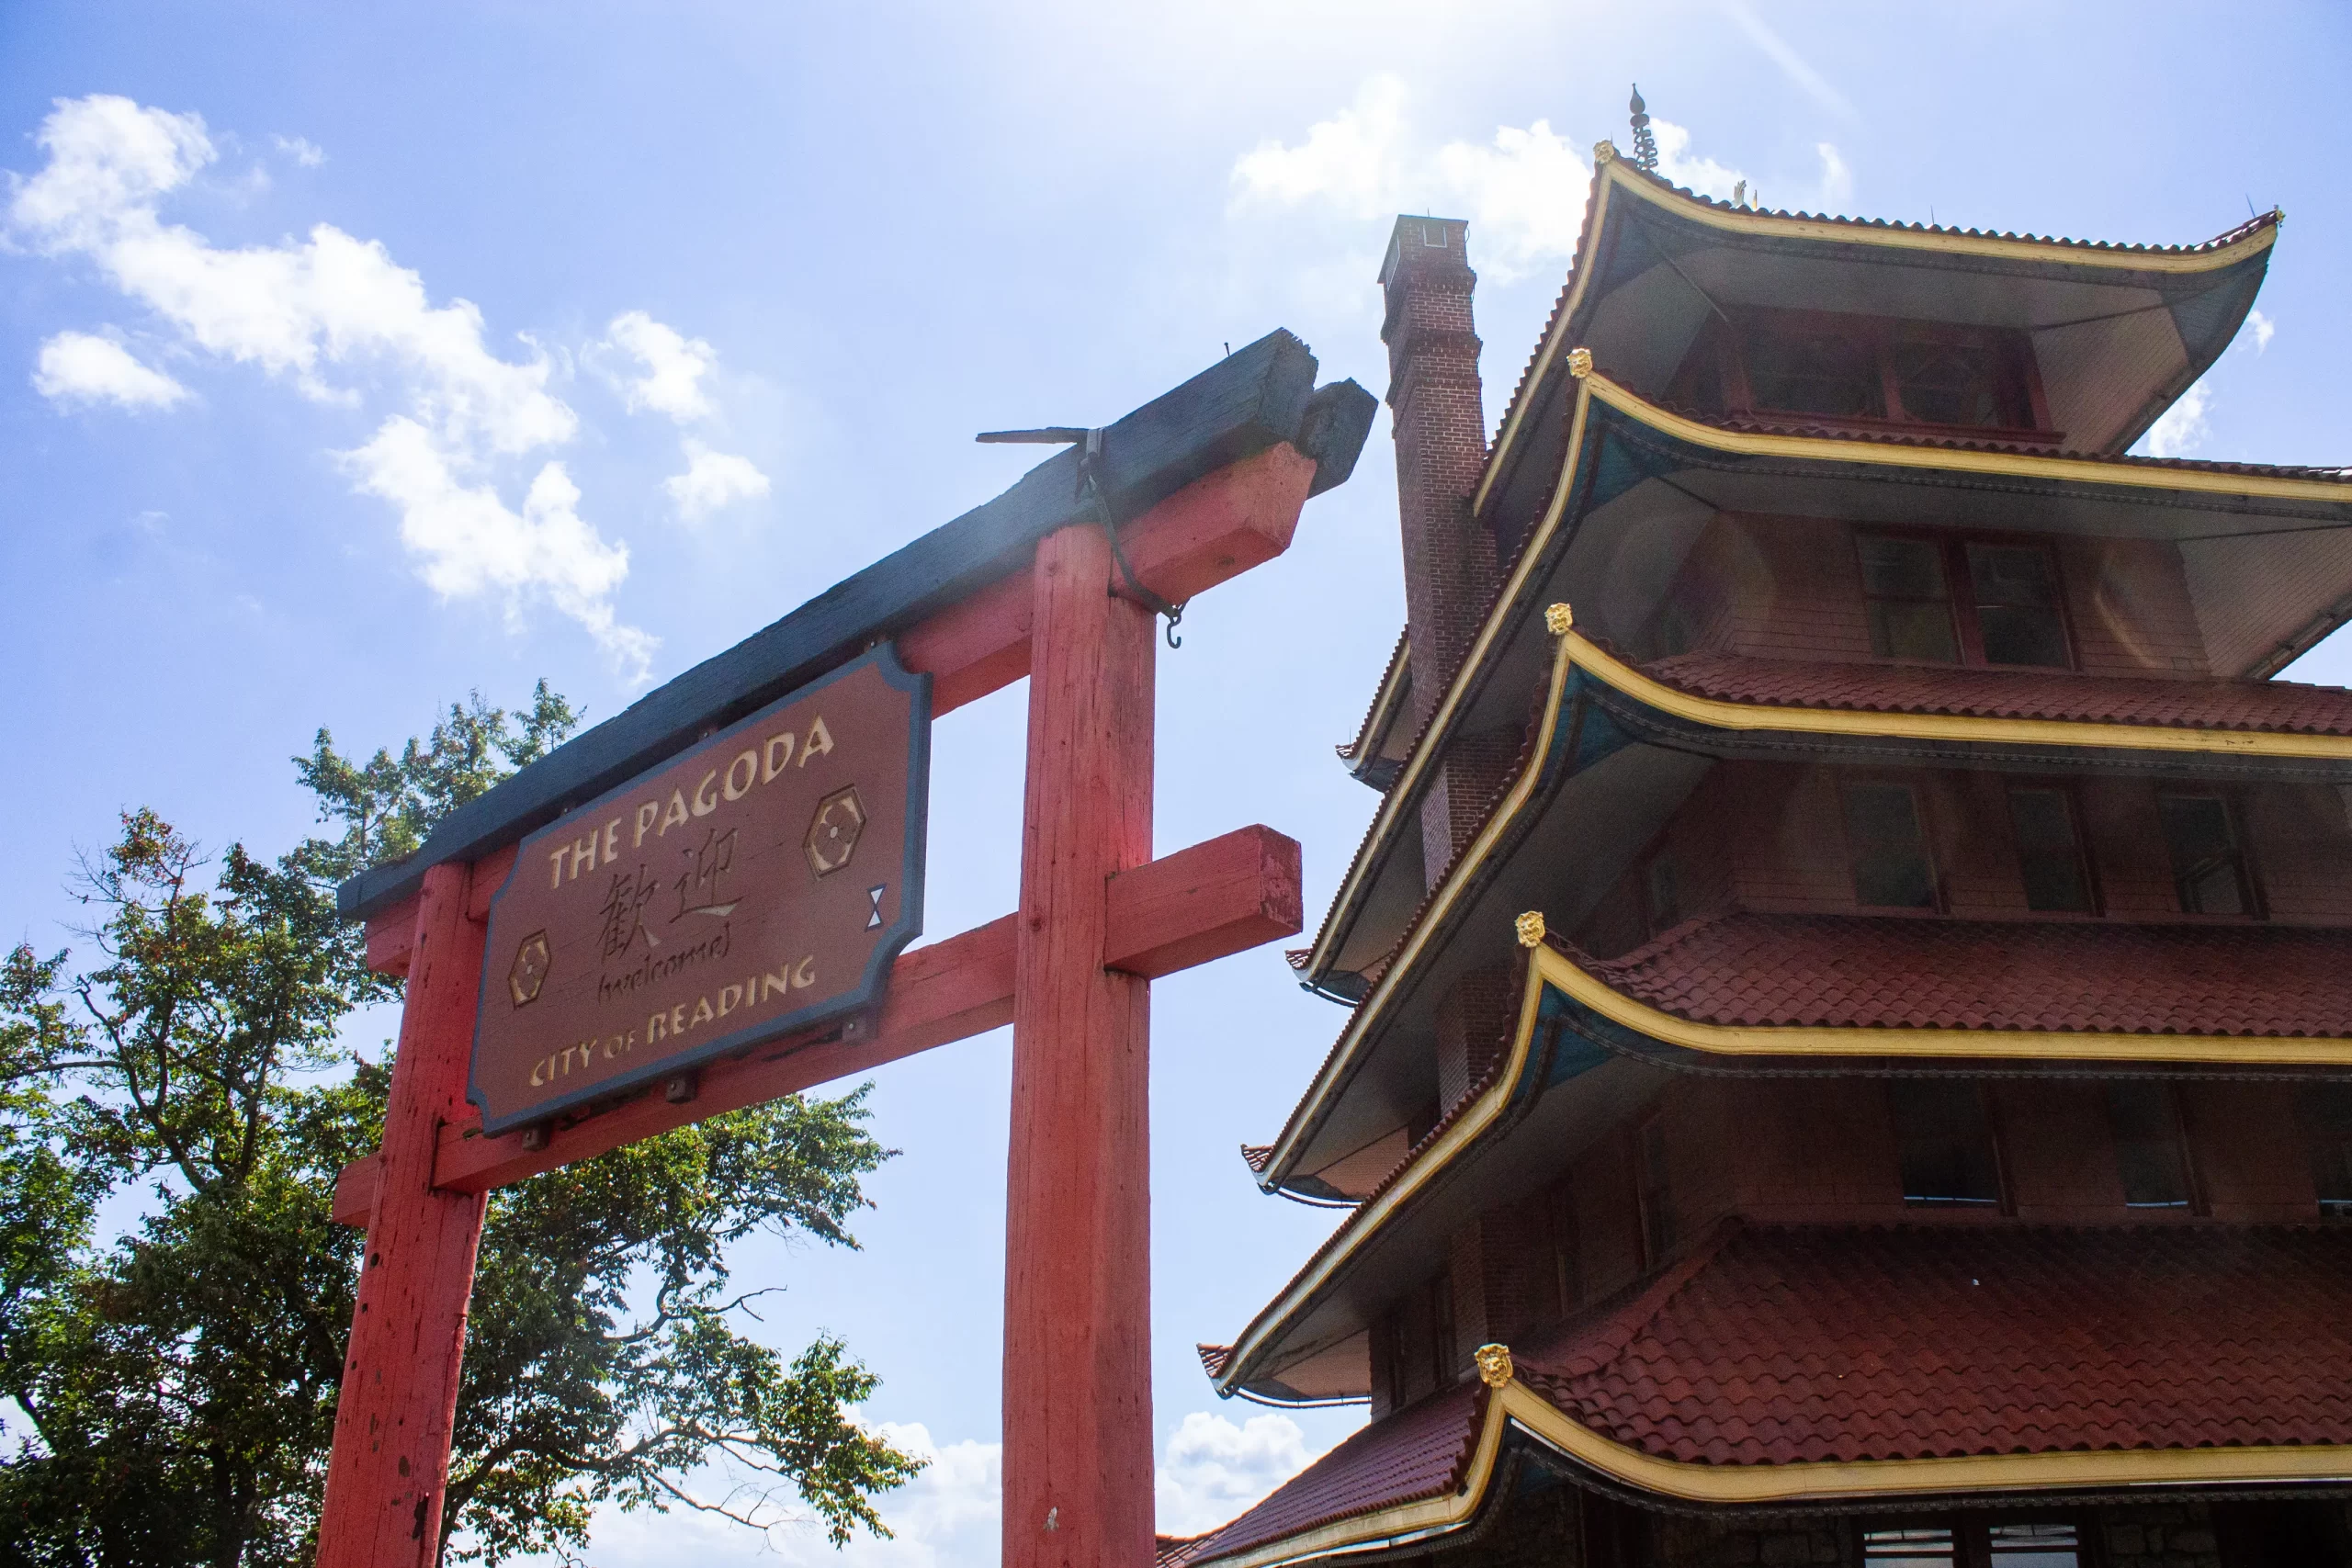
[0,688,922,1566]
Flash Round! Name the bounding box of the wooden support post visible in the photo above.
[1004,524,1157,1567]
[317,862,490,1566]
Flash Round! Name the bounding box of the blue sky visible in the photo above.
[4,3,2347,1562]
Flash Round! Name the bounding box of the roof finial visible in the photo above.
[1628,85,1659,174]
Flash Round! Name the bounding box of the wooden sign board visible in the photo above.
[469,648,930,1134]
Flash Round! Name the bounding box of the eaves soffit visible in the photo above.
[1477,149,2283,524]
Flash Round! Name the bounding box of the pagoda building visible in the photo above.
[1169,141,2352,1568]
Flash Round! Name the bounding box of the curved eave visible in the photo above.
[1336,627,1413,789]
[1476,149,2284,519]
[1184,1384,2352,1568]
[1296,363,2352,1003]
[1226,930,2352,1404]
[1573,630,2352,774]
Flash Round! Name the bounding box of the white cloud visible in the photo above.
[32,330,187,409]
[2138,382,2210,459]
[7,94,650,672]
[2246,308,2275,354]
[664,439,771,521]
[607,309,719,422]
[272,134,325,167]
[1433,119,1589,278]
[1155,1410,1323,1538]
[1232,76,1603,283]
[1231,74,1409,220]
[1649,118,1747,204]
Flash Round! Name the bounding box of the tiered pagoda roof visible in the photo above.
[1187,141,2352,1568]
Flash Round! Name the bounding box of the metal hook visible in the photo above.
[976,423,1190,648]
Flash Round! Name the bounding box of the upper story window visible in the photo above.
[2006,785,2097,913]
[1671,309,2048,438]
[1842,781,1939,909]
[1634,1112,1675,1267]
[1857,532,2074,669]
[2157,792,2261,916]
[2106,1083,2199,1210]
[2306,1086,2352,1220]
[1888,1080,2004,1208]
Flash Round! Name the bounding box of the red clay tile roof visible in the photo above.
[1644,651,2352,736]
[1197,1343,1233,1378]
[1519,1223,2352,1466]
[1166,1381,1485,1567]
[1176,1223,2352,1564]
[1578,912,2352,1038]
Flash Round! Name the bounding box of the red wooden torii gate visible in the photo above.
[316,334,1374,1568]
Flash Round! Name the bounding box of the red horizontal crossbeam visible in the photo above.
[332,823,1300,1224]
[357,441,1321,983]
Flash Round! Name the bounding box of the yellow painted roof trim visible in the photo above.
[1282,623,1581,1179]
[1475,153,2282,513]
[1192,1378,2352,1568]
[1315,367,2351,986]
[1570,629,2352,761]
[1232,872,2352,1400]
[1540,942,2352,1068]
[1290,364,2352,1181]
[1505,1380,2352,1504]
[1299,385,1596,985]
[1581,368,2352,504]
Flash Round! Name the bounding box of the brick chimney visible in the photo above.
[1379,215,1507,890]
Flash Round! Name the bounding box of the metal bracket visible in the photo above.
[978,424,1191,649]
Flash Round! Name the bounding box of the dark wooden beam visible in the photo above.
[338,336,1373,922]
[356,443,1329,977]
[333,824,1302,1223]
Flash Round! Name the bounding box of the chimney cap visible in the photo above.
[1378,214,1471,288]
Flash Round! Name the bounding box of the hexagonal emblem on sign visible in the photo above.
[805,786,867,878]
[508,931,552,1007]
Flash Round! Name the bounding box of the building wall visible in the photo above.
[1568,761,2352,957]
[1645,511,2209,676]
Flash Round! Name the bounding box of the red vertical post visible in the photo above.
[317,861,491,1566]
[1003,523,1158,1567]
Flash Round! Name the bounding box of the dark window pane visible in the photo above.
[2107,1084,2191,1207]
[1860,536,1960,662]
[1967,544,2070,667]
[1844,783,1938,908]
[2158,794,2250,915]
[1864,1527,1956,1564]
[2307,1085,2352,1220]
[2007,787,2092,912]
[1889,1080,2001,1205]
[1894,337,2010,427]
[1637,1116,1674,1264]
[1747,324,1884,418]
[1988,1522,2080,1565]
[1644,852,1680,937]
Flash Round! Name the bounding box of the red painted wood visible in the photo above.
[1004,523,1157,1568]
[316,862,490,1567]
[329,825,1303,1223]
[357,443,1319,980]
[896,441,1317,720]
[1106,824,1301,980]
